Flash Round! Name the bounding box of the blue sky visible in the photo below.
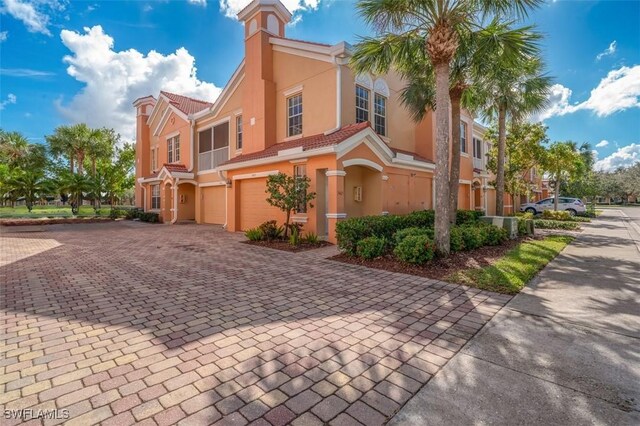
[1,0,639,171]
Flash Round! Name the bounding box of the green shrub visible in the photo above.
[516,212,534,220]
[482,224,508,245]
[138,212,159,223]
[460,225,485,250]
[356,236,386,260]
[304,232,319,244]
[336,210,435,254]
[394,235,436,264]
[450,226,465,252]
[456,210,483,225]
[533,219,580,230]
[542,210,572,221]
[125,209,141,220]
[289,225,301,246]
[245,228,264,241]
[259,220,283,241]
[109,209,126,219]
[393,227,434,247]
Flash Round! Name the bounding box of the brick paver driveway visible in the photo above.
[1,222,510,425]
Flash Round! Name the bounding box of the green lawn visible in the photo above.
[446,235,574,294]
[0,205,130,218]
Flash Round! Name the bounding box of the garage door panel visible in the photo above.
[239,179,280,230]
[202,186,225,224]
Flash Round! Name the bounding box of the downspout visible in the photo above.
[323,56,343,135]
[188,118,196,172]
[218,170,228,229]
[171,178,179,224]
[141,182,147,211]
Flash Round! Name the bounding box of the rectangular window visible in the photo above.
[473,138,482,159]
[294,164,307,214]
[236,115,243,150]
[198,122,230,171]
[355,85,370,124]
[151,147,157,171]
[374,93,386,136]
[460,122,467,153]
[287,94,303,137]
[167,135,180,163]
[151,185,160,210]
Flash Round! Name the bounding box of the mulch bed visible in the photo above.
[243,239,332,253]
[0,217,114,226]
[331,236,543,281]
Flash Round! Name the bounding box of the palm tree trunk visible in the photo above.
[77,153,84,175]
[434,62,452,255]
[554,175,560,210]
[69,155,74,174]
[448,86,463,223]
[495,105,507,216]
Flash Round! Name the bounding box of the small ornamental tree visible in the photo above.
[265,172,316,238]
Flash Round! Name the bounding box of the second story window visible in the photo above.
[151,147,158,171]
[473,138,482,159]
[460,122,467,154]
[236,115,243,150]
[198,122,230,171]
[356,85,370,124]
[167,135,180,163]
[374,93,386,136]
[287,94,303,137]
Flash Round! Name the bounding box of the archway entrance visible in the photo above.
[343,164,383,218]
[473,181,483,212]
[176,182,196,222]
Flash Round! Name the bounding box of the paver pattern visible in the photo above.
[1,222,511,425]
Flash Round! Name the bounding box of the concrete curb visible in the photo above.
[616,209,640,253]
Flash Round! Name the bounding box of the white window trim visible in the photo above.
[373,92,387,136]
[286,93,303,138]
[283,85,303,97]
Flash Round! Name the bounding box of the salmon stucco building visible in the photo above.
[134,0,543,242]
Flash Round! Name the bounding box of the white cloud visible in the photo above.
[56,26,222,140]
[595,143,640,172]
[595,140,609,148]
[0,31,7,41]
[1,68,54,77]
[219,0,321,19]
[188,0,207,6]
[0,0,67,36]
[535,65,640,120]
[0,93,17,110]
[596,40,616,61]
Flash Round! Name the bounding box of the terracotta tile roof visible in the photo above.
[390,148,434,164]
[221,122,371,166]
[160,91,213,115]
[162,163,189,173]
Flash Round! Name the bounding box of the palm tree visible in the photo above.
[0,130,32,168]
[58,171,91,215]
[46,124,94,175]
[9,170,52,212]
[352,0,543,254]
[474,55,551,215]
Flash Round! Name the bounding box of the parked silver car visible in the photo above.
[520,197,586,216]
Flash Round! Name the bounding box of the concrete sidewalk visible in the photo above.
[390,210,640,425]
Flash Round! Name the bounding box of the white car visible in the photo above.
[520,197,586,216]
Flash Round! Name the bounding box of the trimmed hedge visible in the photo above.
[394,235,435,264]
[336,210,435,255]
[533,219,580,230]
[356,236,386,259]
[125,209,160,223]
[393,227,434,246]
[456,210,484,225]
[542,210,572,221]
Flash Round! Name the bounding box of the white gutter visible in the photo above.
[188,119,195,172]
[323,54,345,135]
[141,182,148,211]
[171,178,179,224]
[218,170,228,229]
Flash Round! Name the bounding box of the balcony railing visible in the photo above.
[199,147,229,172]
[473,157,484,170]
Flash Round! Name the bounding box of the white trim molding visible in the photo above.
[459,179,472,184]
[326,213,347,219]
[283,85,303,97]
[199,181,227,188]
[325,170,346,177]
[342,158,383,172]
[232,170,279,181]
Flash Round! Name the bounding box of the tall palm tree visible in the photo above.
[352,0,543,255]
[46,124,93,175]
[0,130,32,168]
[474,55,551,215]
[58,171,91,215]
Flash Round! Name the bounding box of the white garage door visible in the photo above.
[239,178,280,230]
[202,186,225,224]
